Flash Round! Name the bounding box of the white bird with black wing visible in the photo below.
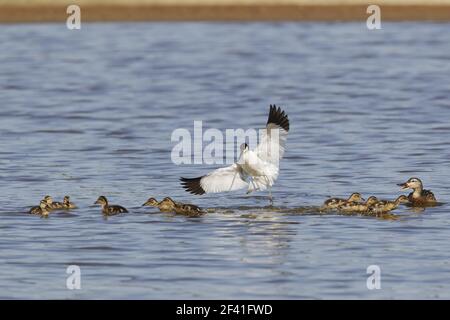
[180,105,289,204]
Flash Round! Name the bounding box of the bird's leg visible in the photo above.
[268,185,273,206]
[247,177,258,194]
[265,176,273,206]
[229,171,238,191]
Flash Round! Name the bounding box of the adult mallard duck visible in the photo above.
[397,177,437,206]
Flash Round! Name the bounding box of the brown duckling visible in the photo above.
[43,195,68,210]
[143,197,178,212]
[42,195,58,210]
[143,197,205,216]
[369,195,409,214]
[323,192,364,209]
[94,196,128,215]
[174,203,205,217]
[43,195,52,204]
[29,200,50,217]
[62,196,77,209]
[397,177,437,205]
[44,195,76,210]
[338,196,379,213]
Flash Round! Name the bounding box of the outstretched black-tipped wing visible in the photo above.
[180,177,206,195]
[267,104,289,132]
[255,105,289,164]
[181,164,249,195]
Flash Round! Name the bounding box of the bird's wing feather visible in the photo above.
[181,164,249,195]
[254,105,289,165]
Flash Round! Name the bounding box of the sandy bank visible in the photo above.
[0,2,450,22]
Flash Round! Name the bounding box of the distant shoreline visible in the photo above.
[1,4,450,23]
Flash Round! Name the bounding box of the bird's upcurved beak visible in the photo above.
[397,182,408,190]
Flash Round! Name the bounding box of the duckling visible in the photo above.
[143,197,205,216]
[50,200,65,210]
[338,196,379,213]
[143,197,178,212]
[369,195,409,215]
[62,196,77,209]
[174,203,205,217]
[43,195,52,205]
[29,200,50,217]
[94,196,128,215]
[42,195,55,209]
[397,177,437,205]
[323,193,364,209]
[29,200,45,214]
[42,195,64,210]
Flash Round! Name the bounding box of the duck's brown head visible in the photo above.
[366,196,379,206]
[348,193,364,202]
[94,196,108,206]
[63,196,70,204]
[398,177,423,190]
[44,195,53,204]
[395,195,410,204]
[143,197,159,207]
[40,200,48,208]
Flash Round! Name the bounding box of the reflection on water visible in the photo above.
[0,22,450,299]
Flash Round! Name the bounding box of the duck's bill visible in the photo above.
[142,203,148,206]
[94,201,100,205]
[361,197,366,202]
[397,183,408,190]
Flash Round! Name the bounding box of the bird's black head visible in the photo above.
[240,143,249,152]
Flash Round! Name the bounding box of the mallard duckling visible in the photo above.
[143,197,205,216]
[174,203,205,217]
[42,195,56,210]
[369,195,409,214]
[94,196,128,215]
[62,196,77,209]
[143,197,177,212]
[43,195,52,205]
[42,195,65,210]
[29,200,50,217]
[338,196,379,213]
[29,200,45,214]
[397,177,437,205]
[323,193,364,209]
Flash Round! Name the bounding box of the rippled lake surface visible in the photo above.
[0,22,449,299]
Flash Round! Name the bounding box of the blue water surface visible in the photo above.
[0,22,449,299]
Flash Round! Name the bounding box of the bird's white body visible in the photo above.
[241,149,269,178]
[238,149,278,192]
[181,105,289,203]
